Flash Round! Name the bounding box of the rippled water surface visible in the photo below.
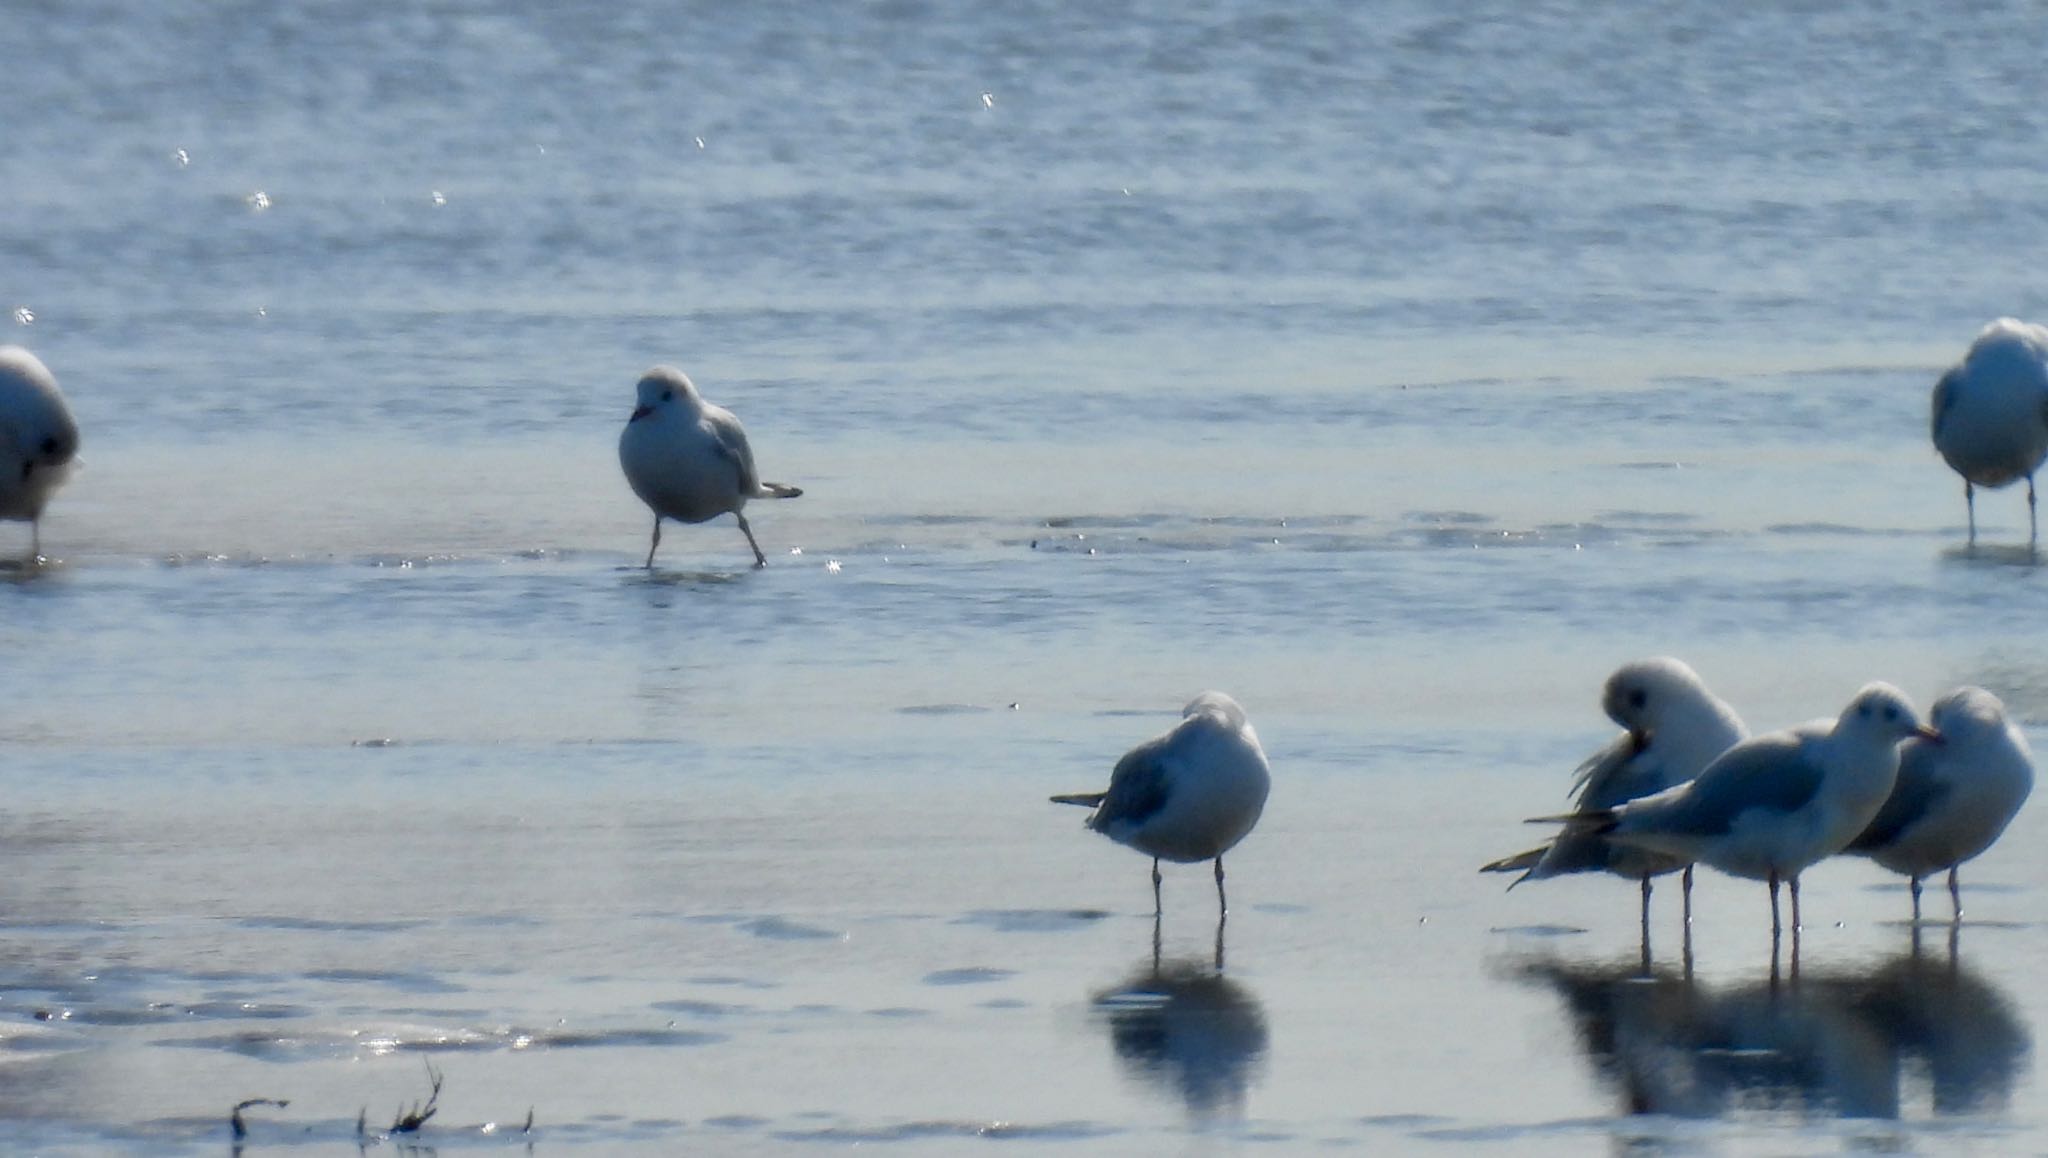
[5,1,2048,1152]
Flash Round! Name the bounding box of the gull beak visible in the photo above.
[1914,725,1944,744]
[629,405,653,422]
[1627,727,1648,754]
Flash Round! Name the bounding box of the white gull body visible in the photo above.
[617,366,802,568]
[1052,692,1272,917]
[1846,686,2034,922]
[1558,683,1935,935]
[1931,318,2048,545]
[0,346,80,560]
[1484,657,1748,930]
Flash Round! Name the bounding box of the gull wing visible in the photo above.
[1647,731,1824,837]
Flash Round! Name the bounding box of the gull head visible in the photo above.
[630,366,699,423]
[1924,686,2008,747]
[1839,682,1939,745]
[1182,690,1249,731]
[1600,656,1707,742]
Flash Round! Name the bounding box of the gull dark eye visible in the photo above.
[1858,705,1871,719]
[39,437,58,456]
[1883,706,1898,722]
[661,390,674,402]
[1627,689,1647,710]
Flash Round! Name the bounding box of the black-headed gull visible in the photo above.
[1484,657,1747,937]
[0,346,79,562]
[1542,683,1936,937]
[1053,692,1272,920]
[1845,686,2033,923]
[1931,318,2048,546]
[618,366,802,568]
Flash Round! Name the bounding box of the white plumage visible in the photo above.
[0,346,80,561]
[617,366,802,568]
[1052,692,1272,918]
[1483,657,1747,932]
[1931,318,2048,546]
[1552,683,1935,936]
[1846,686,2034,923]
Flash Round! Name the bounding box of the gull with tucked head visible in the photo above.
[618,366,802,568]
[1846,686,2033,924]
[1052,692,1272,923]
[1931,318,2048,546]
[0,346,80,562]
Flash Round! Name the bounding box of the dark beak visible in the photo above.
[629,405,652,422]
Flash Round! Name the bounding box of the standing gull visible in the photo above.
[1541,683,1936,937]
[1930,317,2048,546]
[1846,686,2034,924]
[1483,657,1748,942]
[1052,692,1272,922]
[0,346,79,562]
[618,366,802,568]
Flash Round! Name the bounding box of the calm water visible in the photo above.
[4,1,2048,1152]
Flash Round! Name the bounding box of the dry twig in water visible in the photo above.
[229,1098,288,1139]
[390,1060,443,1133]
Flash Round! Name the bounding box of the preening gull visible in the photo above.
[1052,692,1272,920]
[1483,657,1747,938]
[0,346,79,562]
[618,366,802,568]
[1542,683,1935,936]
[1846,686,2033,923]
[1931,318,2048,546]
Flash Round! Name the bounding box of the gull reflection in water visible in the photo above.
[1091,954,1270,1119]
[1506,946,2030,1120]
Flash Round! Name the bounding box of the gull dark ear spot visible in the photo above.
[39,437,58,456]
[1857,704,1871,719]
[661,390,674,402]
[1883,705,1899,722]
[1627,688,1647,710]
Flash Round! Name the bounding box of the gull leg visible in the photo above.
[1966,481,1977,546]
[2030,474,2039,548]
[1790,874,1802,933]
[1151,858,1162,921]
[736,512,767,567]
[1681,864,1695,942]
[1910,875,1922,924]
[1638,876,1653,974]
[1948,867,1963,922]
[30,518,40,562]
[1214,856,1228,920]
[644,516,662,569]
[1768,871,1781,937]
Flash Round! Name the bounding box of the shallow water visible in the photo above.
[5,0,2048,1153]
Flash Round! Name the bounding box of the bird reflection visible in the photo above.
[1091,956,1269,1119]
[1506,946,2029,1120]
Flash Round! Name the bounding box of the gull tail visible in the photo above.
[759,481,803,499]
[1480,847,1545,874]
[1525,808,1617,833]
[1050,792,1106,807]
[1478,846,1544,890]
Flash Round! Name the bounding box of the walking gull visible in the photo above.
[1483,657,1747,939]
[1539,683,1936,937]
[618,366,802,568]
[1931,317,2048,546]
[1052,692,1272,921]
[0,346,79,562]
[1846,686,2034,923]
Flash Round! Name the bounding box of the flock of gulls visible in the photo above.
[0,318,2045,969]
